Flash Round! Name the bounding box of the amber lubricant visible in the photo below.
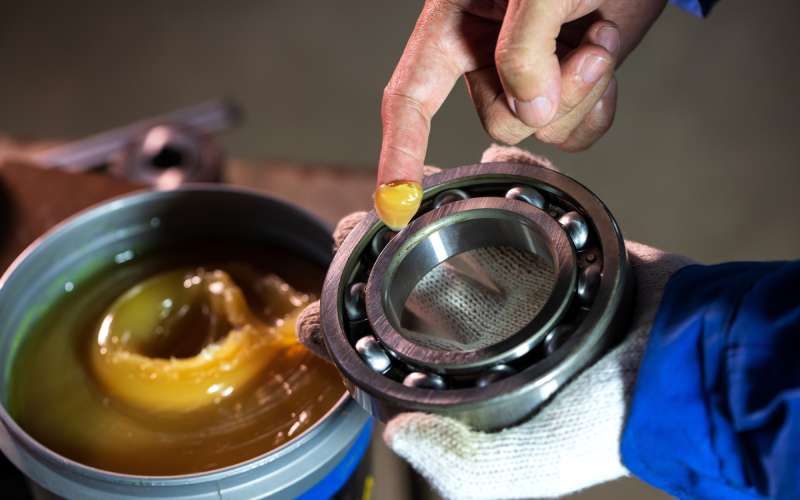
[90,269,305,413]
[8,248,343,476]
[374,181,423,230]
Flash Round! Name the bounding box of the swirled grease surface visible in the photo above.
[8,245,344,475]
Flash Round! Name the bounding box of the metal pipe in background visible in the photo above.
[32,99,241,173]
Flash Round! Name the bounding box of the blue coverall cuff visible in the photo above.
[669,0,718,17]
[620,261,800,499]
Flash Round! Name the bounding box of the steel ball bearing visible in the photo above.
[320,162,634,430]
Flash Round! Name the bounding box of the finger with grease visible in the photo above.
[374,180,424,231]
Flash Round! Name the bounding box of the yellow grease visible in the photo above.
[374,181,423,230]
[8,254,343,476]
[91,269,305,413]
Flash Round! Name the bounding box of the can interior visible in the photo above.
[0,188,356,480]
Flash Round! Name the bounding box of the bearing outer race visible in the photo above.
[320,162,634,430]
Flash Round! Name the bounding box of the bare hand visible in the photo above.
[377,0,667,187]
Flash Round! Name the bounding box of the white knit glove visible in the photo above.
[297,145,694,499]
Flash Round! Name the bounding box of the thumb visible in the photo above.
[497,0,597,128]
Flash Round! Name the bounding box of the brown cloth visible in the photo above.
[0,162,141,273]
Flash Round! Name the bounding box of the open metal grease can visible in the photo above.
[0,186,371,499]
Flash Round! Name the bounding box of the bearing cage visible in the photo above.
[321,163,633,430]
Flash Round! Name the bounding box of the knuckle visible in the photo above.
[558,139,591,152]
[381,87,431,125]
[586,104,615,135]
[495,46,535,84]
[482,110,530,145]
[535,125,570,145]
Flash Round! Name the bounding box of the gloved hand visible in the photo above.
[297,145,693,499]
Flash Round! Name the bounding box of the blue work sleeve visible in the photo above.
[670,0,718,16]
[620,261,800,500]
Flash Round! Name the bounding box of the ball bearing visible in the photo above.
[476,364,516,388]
[320,162,633,430]
[558,211,589,250]
[505,185,546,210]
[344,282,367,321]
[403,372,447,390]
[432,188,470,209]
[354,336,392,374]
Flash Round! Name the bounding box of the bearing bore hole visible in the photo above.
[384,214,559,353]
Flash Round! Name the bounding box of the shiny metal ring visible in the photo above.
[321,162,634,430]
[367,198,577,373]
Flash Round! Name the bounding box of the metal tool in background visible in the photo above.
[320,162,634,431]
[32,99,241,188]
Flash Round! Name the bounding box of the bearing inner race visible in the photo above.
[367,198,577,373]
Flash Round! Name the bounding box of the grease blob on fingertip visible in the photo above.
[374,181,423,230]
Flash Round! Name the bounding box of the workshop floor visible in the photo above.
[2,1,799,499]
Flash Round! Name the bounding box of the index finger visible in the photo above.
[377,2,478,187]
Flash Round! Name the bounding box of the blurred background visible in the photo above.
[1,0,799,498]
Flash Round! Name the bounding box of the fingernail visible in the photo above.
[595,25,620,55]
[513,96,554,127]
[578,55,609,84]
[505,93,516,114]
